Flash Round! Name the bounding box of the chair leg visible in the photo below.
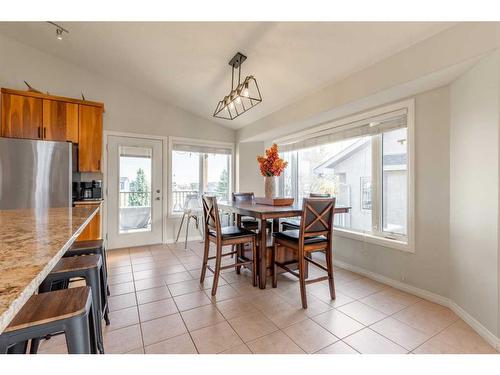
[7,341,28,354]
[175,213,186,243]
[86,270,104,354]
[199,237,210,283]
[324,248,336,300]
[298,251,308,309]
[65,315,92,354]
[184,216,191,249]
[252,239,258,287]
[211,242,223,296]
[271,243,278,288]
[235,244,242,274]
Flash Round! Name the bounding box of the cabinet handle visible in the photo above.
[43,127,46,139]
[37,126,41,139]
[98,160,101,170]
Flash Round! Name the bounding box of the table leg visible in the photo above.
[259,218,267,289]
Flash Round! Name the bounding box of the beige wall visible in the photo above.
[236,141,265,196]
[449,51,500,336]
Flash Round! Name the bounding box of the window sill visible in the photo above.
[333,227,414,253]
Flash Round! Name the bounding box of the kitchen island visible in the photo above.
[0,205,100,333]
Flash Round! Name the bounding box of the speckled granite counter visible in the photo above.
[0,205,99,333]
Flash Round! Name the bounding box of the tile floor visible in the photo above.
[38,241,498,354]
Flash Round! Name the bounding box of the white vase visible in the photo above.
[264,176,277,199]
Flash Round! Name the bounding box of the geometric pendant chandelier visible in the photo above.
[213,52,262,120]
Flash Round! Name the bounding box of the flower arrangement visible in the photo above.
[257,143,288,177]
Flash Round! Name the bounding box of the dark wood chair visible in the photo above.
[272,197,336,308]
[200,195,258,296]
[232,192,259,230]
[281,193,331,231]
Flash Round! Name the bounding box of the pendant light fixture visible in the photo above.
[47,21,69,41]
[213,52,262,120]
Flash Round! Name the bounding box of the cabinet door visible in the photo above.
[78,105,103,172]
[42,100,79,142]
[1,93,43,139]
[77,210,101,241]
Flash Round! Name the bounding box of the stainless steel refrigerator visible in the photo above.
[0,137,72,210]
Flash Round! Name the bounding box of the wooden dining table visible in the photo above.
[218,200,350,289]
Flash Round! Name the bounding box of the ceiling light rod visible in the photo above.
[47,21,69,40]
[213,52,262,121]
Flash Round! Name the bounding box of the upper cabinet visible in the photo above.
[42,100,79,143]
[1,93,43,139]
[79,105,103,172]
[0,88,104,172]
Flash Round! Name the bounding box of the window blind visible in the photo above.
[172,142,232,155]
[279,108,407,152]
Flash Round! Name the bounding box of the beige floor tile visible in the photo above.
[181,304,226,331]
[138,298,178,322]
[316,341,359,354]
[106,306,140,331]
[283,318,338,353]
[145,333,198,354]
[344,328,408,354]
[412,336,463,354]
[205,284,240,302]
[126,347,145,354]
[311,309,364,338]
[247,330,305,354]
[134,277,166,291]
[164,271,194,285]
[108,272,134,285]
[109,281,135,296]
[108,265,133,276]
[220,343,252,354]
[336,280,385,300]
[392,300,458,335]
[173,290,212,311]
[38,334,67,354]
[370,317,431,351]
[168,279,204,296]
[108,258,132,269]
[338,301,386,325]
[259,301,309,329]
[131,256,155,265]
[431,319,497,353]
[228,312,279,342]
[215,296,259,320]
[141,313,187,346]
[108,292,137,312]
[134,265,187,281]
[136,286,172,305]
[190,321,243,354]
[360,290,413,315]
[103,324,143,354]
[307,284,354,307]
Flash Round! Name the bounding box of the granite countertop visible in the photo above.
[0,205,100,333]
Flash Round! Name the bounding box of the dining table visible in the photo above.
[218,200,350,289]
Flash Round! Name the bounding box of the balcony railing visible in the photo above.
[172,190,229,212]
[119,191,151,208]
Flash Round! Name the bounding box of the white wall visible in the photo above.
[236,141,265,196]
[449,51,500,336]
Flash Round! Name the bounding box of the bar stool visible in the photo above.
[33,255,106,354]
[281,193,331,231]
[0,287,97,354]
[200,195,258,296]
[65,239,110,297]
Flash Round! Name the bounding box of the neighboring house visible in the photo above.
[120,177,130,192]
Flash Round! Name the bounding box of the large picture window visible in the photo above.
[278,101,413,249]
[170,140,232,214]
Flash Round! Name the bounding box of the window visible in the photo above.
[278,101,413,250]
[170,140,232,214]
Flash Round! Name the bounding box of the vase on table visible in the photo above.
[264,176,277,199]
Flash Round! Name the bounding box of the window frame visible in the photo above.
[168,137,235,218]
[276,99,415,253]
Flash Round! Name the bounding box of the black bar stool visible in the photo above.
[0,287,97,354]
[32,255,106,354]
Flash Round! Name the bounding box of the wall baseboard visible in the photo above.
[334,259,500,351]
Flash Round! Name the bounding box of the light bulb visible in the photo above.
[243,88,249,97]
[56,29,63,40]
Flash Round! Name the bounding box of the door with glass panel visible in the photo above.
[107,135,163,249]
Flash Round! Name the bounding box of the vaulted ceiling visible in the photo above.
[0,22,454,129]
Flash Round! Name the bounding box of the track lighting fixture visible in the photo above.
[47,22,69,41]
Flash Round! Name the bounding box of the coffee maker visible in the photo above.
[73,180,102,201]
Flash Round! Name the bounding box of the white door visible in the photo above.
[107,135,163,249]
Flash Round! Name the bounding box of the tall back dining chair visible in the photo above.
[272,197,336,308]
[200,195,258,296]
[175,194,203,249]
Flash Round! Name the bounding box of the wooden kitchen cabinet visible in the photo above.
[76,206,102,241]
[78,105,103,172]
[42,100,79,142]
[1,93,43,139]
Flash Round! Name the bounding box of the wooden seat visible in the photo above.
[281,193,331,231]
[0,287,97,354]
[52,254,102,274]
[200,195,258,296]
[272,197,336,308]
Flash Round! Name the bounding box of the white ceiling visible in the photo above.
[0,22,454,129]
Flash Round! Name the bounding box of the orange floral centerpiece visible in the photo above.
[257,143,288,198]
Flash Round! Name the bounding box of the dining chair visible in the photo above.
[271,197,336,308]
[232,192,259,230]
[281,193,331,231]
[200,195,258,296]
[175,194,204,249]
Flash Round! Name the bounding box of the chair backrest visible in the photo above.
[232,192,254,203]
[202,195,221,237]
[300,197,336,239]
[309,193,331,198]
[184,194,201,212]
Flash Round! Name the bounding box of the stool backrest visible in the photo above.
[300,197,336,238]
[309,193,331,198]
[232,192,254,203]
[202,195,221,237]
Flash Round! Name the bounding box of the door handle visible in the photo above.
[37,126,41,139]
[43,127,46,139]
[155,197,161,201]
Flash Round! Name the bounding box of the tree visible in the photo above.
[128,168,150,207]
[216,169,229,199]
